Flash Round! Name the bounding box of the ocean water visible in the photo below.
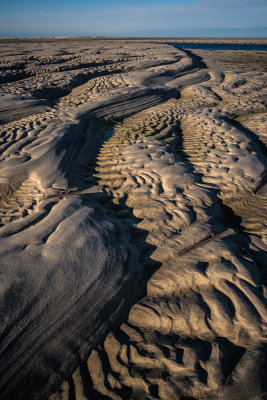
[169,43,267,51]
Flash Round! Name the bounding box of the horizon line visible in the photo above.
[1,35,267,40]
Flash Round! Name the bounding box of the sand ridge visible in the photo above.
[0,39,266,399]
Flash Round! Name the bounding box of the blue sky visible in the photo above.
[1,0,266,38]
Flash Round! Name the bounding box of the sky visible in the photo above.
[0,0,266,38]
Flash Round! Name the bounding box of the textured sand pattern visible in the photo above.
[0,39,266,400]
[0,177,44,225]
[55,98,266,399]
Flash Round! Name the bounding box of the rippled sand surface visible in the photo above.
[0,38,266,400]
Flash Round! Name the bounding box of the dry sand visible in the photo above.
[0,38,266,400]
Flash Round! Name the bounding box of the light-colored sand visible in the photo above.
[0,39,266,400]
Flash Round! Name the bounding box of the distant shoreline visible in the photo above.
[0,36,267,45]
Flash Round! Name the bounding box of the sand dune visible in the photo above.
[0,39,266,400]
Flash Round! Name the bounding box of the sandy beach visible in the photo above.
[0,38,266,400]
